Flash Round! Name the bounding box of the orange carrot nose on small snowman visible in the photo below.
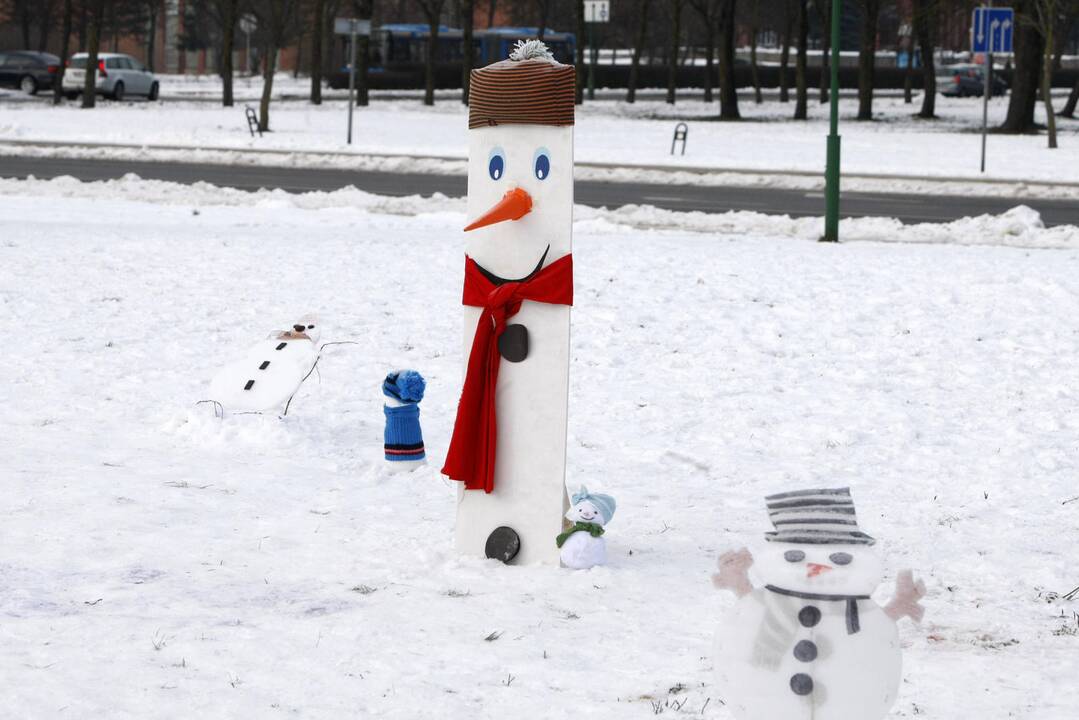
[464,187,533,231]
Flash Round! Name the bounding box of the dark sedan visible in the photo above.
[937,63,1008,97]
[0,51,61,94]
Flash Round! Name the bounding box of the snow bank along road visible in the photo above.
[3,177,1078,718]
[5,154,1079,226]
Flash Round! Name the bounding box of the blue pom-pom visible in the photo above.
[394,370,426,402]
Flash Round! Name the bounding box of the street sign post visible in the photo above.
[238,14,256,75]
[971,6,1013,172]
[583,1,610,101]
[334,18,372,145]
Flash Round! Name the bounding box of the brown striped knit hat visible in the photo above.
[468,40,575,130]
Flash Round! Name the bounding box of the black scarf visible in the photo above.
[765,585,871,634]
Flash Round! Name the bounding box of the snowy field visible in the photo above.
[2,88,1078,187]
[3,176,1079,718]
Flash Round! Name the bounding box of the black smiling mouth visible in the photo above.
[473,245,551,286]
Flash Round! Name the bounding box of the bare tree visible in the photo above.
[212,0,241,106]
[626,0,651,102]
[53,0,74,104]
[252,0,302,130]
[716,0,739,117]
[82,0,106,108]
[1001,0,1045,132]
[794,0,807,118]
[747,0,763,104]
[913,0,936,118]
[856,0,881,120]
[814,0,829,103]
[461,0,474,103]
[575,0,584,103]
[666,0,684,104]
[1031,0,1060,147]
[310,0,325,103]
[779,0,792,102]
[689,0,720,103]
[417,0,447,105]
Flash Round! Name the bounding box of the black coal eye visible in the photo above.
[307,325,315,329]
[829,552,853,565]
[784,550,805,562]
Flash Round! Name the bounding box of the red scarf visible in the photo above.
[442,253,574,493]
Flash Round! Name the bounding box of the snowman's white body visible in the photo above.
[454,123,573,566]
[559,530,606,569]
[208,315,320,414]
[714,544,902,720]
[559,498,609,569]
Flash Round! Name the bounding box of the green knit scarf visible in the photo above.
[556,521,605,548]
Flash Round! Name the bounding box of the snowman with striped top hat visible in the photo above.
[712,488,926,720]
[442,39,576,565]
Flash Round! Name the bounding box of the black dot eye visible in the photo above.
[829,552,853,565]
[784,550,805,562]
[307,325,315,329]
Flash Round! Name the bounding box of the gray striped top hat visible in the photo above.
[764,487,876,545]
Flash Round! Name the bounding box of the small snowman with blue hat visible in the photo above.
[382,370,427,472]
[556,486,616,569]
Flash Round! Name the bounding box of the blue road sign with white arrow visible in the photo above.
[971,7,1014,54]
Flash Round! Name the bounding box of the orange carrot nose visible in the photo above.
[807,563,833,578]
[464,187,533,232]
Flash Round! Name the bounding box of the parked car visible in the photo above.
[0,51,61,94]
[62,52,159,101]
[937,64,1008,97]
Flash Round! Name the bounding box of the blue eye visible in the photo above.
[533,149,550,180]
[488,148,505,181]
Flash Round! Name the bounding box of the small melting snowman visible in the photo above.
[556,486,616,569]
[712,488,926,720]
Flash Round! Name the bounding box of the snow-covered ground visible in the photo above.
[2,89,1077,188]
[3,176,1078,718]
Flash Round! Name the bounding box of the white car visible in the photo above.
[62,52,159,101]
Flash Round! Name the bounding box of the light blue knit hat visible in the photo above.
[572,485,616,525]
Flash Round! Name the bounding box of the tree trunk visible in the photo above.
[222,0,237,107]
[81,0,105,108]
[794,0,808,118]
[779,2,792,102]
[816,0,829,103]
[488,0,496,25]
[903,59,913,103]
[575,0,585,103]
[857,0,879,120]
[626,0,650,103]
[37,0,55,51]
[667,0,682,104]
[462,0,474,103]
[311,0,324,103]
[1042,12,1057,148]
[424,17,439,105]
[259,43,278,131]
[147,0,158,72]
[718,0,739,117]
[54,0,73,104]
[914,0,935,118]
[703,22,715,103]
[1001,1,1043,132]
[1060,76,1079,117]
[358,0,372,106]
[537,0,549,39]
[750,25,762,104]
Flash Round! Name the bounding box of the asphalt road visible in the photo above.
[3,155,1078,226]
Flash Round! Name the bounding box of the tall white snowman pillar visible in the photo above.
[441,41,575,565]
[712,488,927,720]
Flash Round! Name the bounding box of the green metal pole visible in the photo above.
[822,0,842,242]
[587,22,596,100]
